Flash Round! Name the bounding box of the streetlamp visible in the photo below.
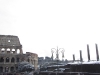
[51,46,65,72]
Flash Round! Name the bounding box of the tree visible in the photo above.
[17,61,34,72]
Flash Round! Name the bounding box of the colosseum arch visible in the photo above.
[5,66,9,72]
[10,66,14,72]
[6,48,10,53]
[12,48,15,54]
[1,48,5,53]
[6,57,10,62]
[11,57,15,63]
[0,57,4,63]
[17,49,20,54]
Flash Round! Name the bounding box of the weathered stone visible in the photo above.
[0,35,38,73]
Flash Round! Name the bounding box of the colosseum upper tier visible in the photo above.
[0,35,38,73]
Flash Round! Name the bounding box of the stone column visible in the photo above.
[80,50,83,62]
[5,48,7,53]
[14,67,16,72]
[9,57,11,63]
[73,54,75,62]
[0,48,1,53]
[10,48,12,54]
[14,57,16,64]
[87,44,90,62]
[34,60,38,70]
[8,67,10,72]
[15,48,17,54]
[4,57,5,64]
[20,48,23,54]
[34,60,35,67]
[96,44,99,61]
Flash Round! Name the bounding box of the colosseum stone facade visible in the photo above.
[0,35,38,73]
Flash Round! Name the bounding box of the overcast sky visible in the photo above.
[0,0,100,61]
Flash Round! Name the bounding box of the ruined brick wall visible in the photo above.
[26,52,38,70]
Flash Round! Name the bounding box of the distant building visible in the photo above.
[38,57,44,65]
[38,56,68,68]
[45,56,52,62]
[0,35,38,73]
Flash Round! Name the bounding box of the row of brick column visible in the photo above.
[0,57,20,63]
[0,48,23,54]
[0,57,36,65]
[0,66,17,72]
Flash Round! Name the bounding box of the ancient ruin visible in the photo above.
[0,35,38,73]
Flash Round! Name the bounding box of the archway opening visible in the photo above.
[6,57,9,62]
[5,67,9,72]
[0,67,3,72]
[11,57,15,63]
[12,49,15,54]
[1,48,5,53]
[17,49,20,54]
[7,48,10,53]
[10,67,14,72]
[0,57,4,63]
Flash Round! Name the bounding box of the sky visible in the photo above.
[0,0,100,61]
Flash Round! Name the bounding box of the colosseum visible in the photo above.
[0,35,38,73]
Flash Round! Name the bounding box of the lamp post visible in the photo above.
[51,47,65,72]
